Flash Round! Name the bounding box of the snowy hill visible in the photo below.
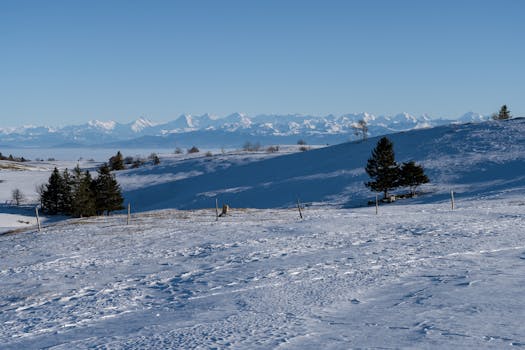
[1,118,525,348]
[2,188,525,348]
[120,118,525,211]
[0,112,490,148]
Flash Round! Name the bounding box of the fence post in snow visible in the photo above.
[127,203,131,225]
[450,190,455,210]
[215,198,219,221]
[297,198,303,220]
[375,195,379,215]
[35,206,41,232]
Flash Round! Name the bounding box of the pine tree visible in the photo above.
[60,168,73,215]
[109,151,125,171]
[365,137,400,199]
[71,165,96,217]
[399,161,429,197]
[93,163,124,215]
[41,168,66,214]
[493,105,512,120]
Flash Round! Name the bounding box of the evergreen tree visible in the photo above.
[493,105,512,120]
[41,168,67,214]
[93,163,124,215]
[399,161,429,197]
[365,137,400,199]
[109,151,125,171]
[60,168,73,215]
[71,165,96,217]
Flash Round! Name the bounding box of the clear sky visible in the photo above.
[1,0,523,125]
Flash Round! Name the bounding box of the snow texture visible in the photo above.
[1,118,524,348]
[1,199,524,348]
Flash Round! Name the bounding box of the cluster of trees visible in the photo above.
[40,164,123,217]
[243,141,262,152]
[107,151,161,170]
[0,152,28,162]
[175,147,204,154]
[365,137,429,199]
[297,139,310,151]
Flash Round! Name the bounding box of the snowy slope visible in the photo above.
[1,197,524,348]
[121,118,525,211]
[1,119,525,348]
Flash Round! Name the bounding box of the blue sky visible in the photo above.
[1,0,523,125]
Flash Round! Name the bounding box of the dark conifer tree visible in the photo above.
[41,168,65,214]
[60,168,73,215]
[365,137,400,199]
[71,165,96,217]
[493,105,512,120]
[93,163,124,215]
[109,151,125,171]
[399,161,430,197]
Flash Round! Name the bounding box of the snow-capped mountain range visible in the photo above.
[0,112,490,148]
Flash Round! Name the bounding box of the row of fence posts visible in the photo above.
[32,191,458,232]
[212,191,457,221]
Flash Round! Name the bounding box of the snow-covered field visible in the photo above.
[1,195,524,348]
[1,119,525,348]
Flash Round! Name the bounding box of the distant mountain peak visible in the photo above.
[87,120,116,131]
[0,111,492,148]
[131,117,156,132]
[457,112,489,123]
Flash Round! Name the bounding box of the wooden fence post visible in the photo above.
[297,198,303,219]
[35,206,41,232]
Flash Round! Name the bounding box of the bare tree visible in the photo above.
[35,183,46,208]
[12,188,25,206]
[352,119,368,141]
